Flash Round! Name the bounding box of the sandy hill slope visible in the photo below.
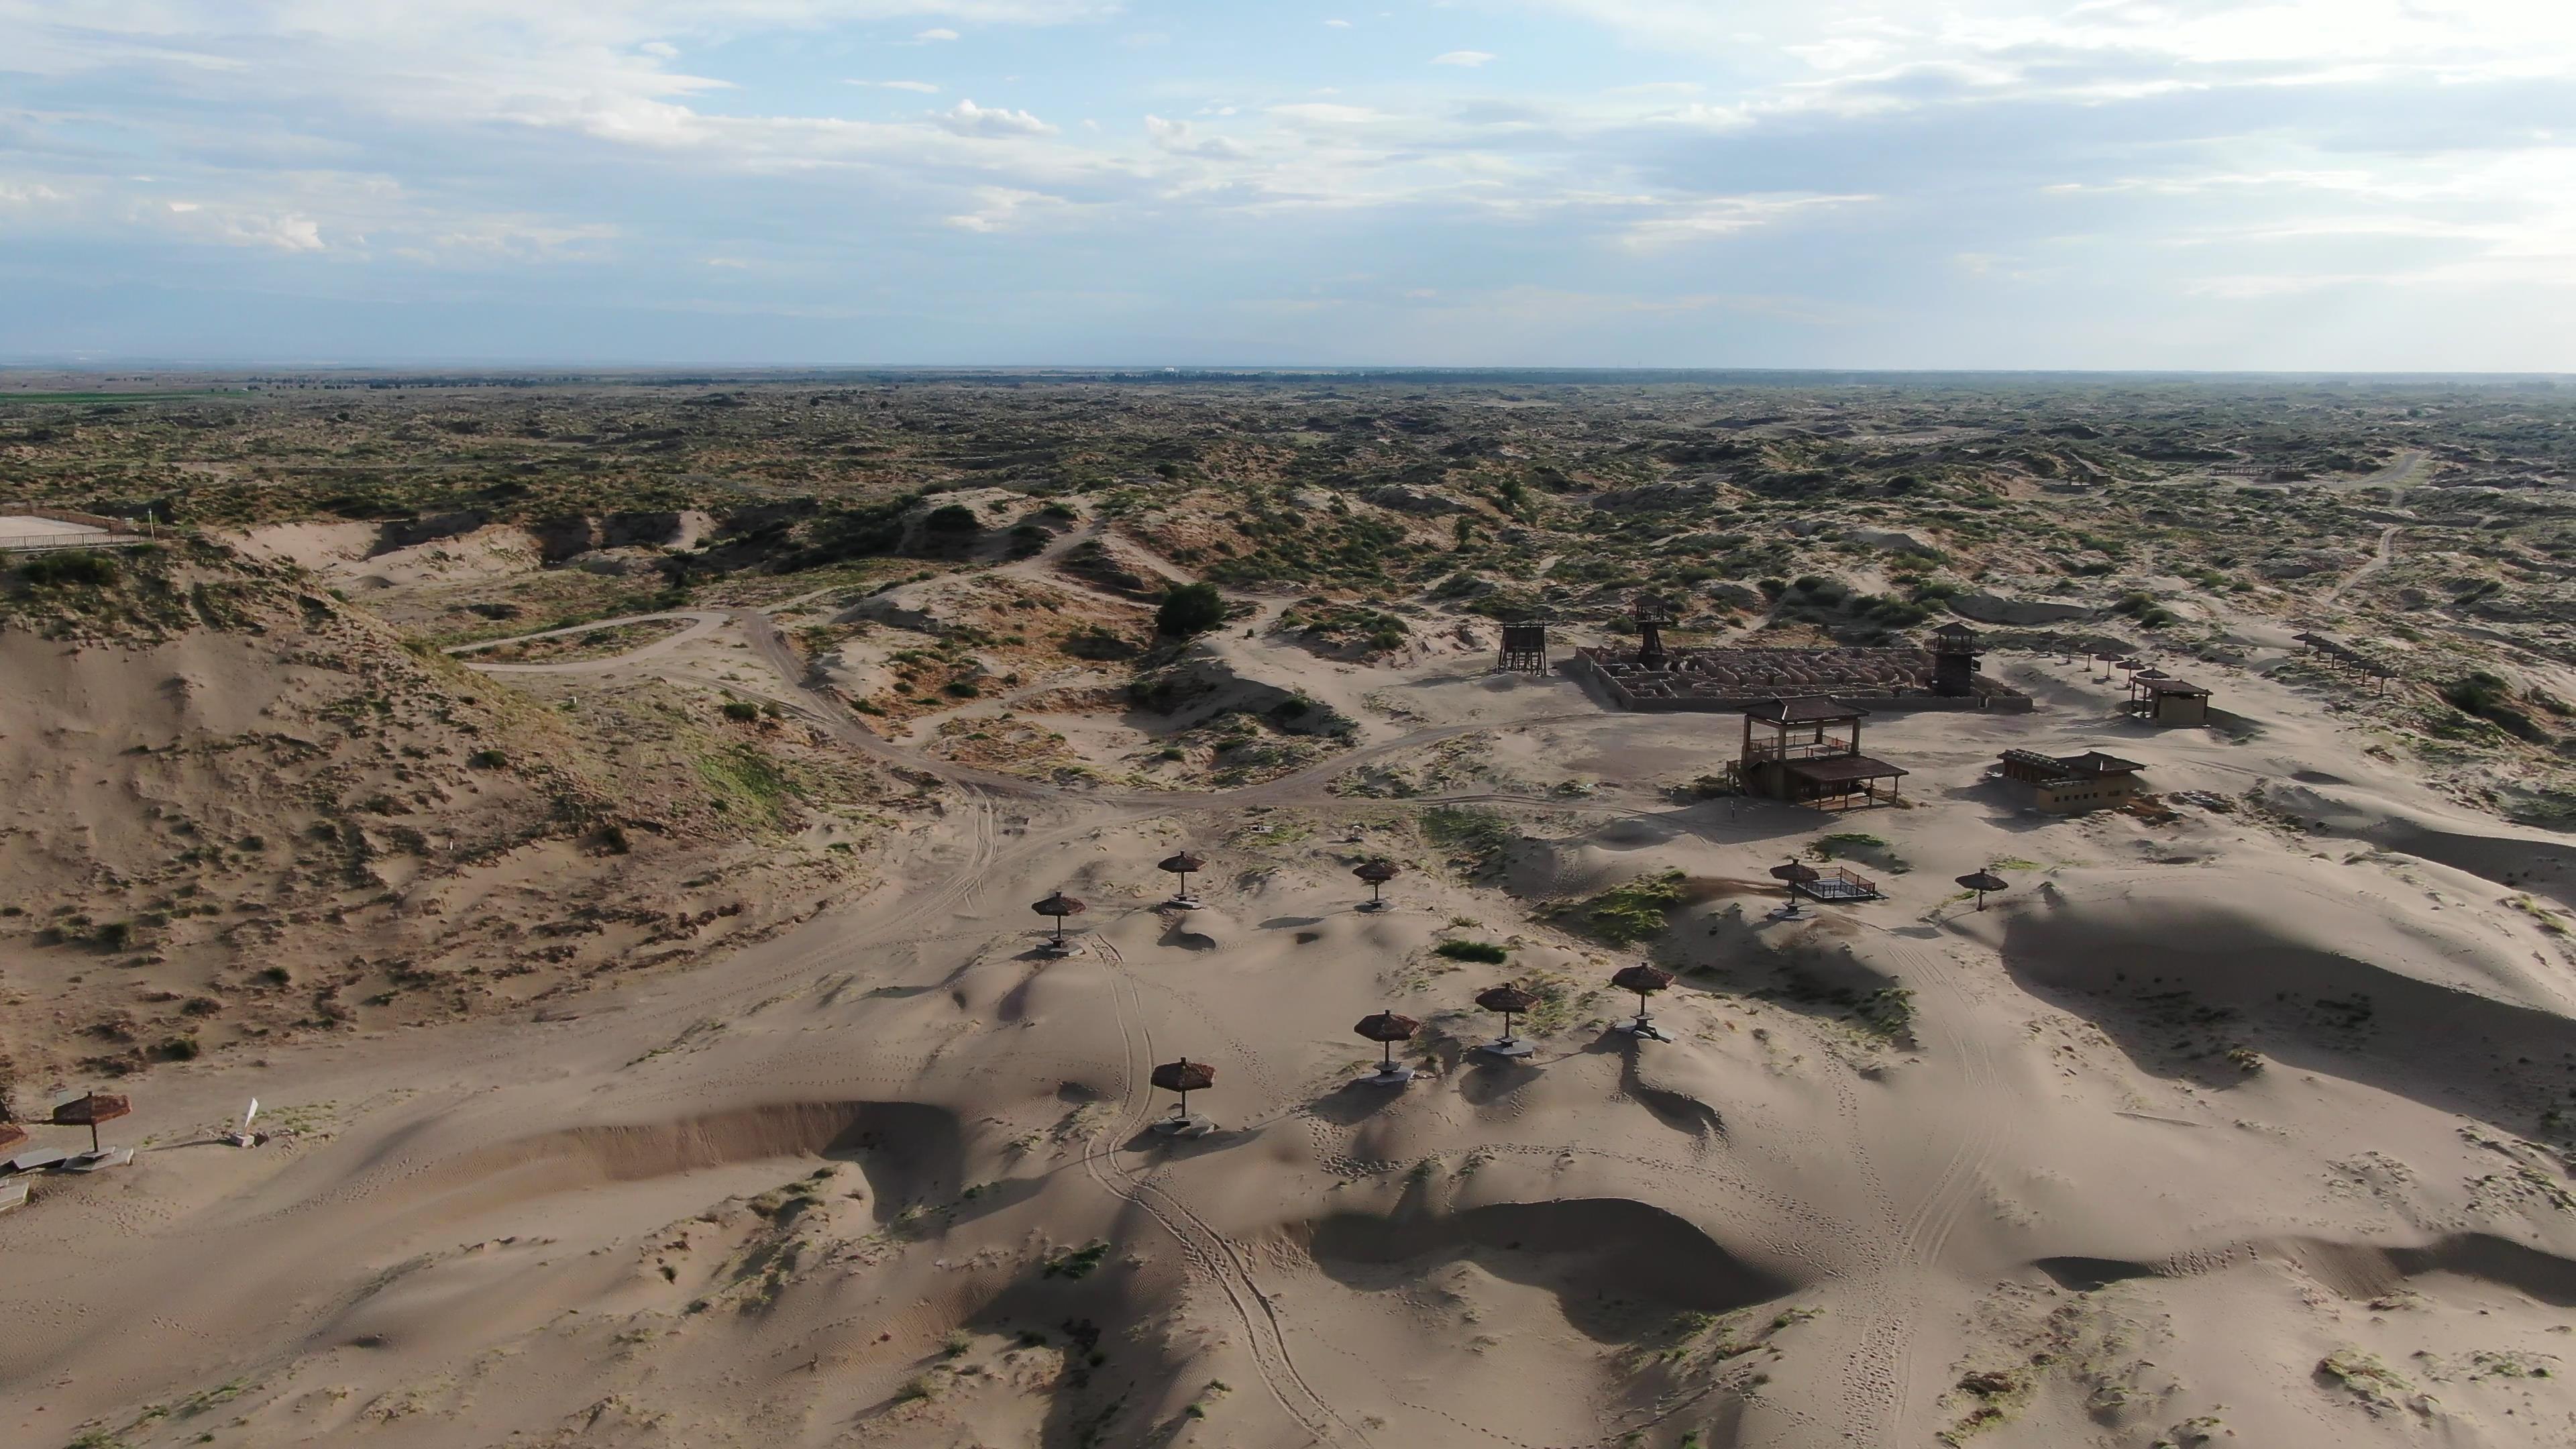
[7,613,2576,1449]
[0,540,896,1095]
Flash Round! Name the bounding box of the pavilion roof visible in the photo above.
[1785,754,1909,784]
[1745,694,1868,724]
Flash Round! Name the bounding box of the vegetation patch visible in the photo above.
[1555,870,1687,946]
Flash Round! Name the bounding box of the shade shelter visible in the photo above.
[1956,866,2010,912]
[2129,675,2212,726]
[1353,1010,1421,1085]
[1353,857,1399,910]
[1610,963,1675,1040]
[1149,1058,1217,1135]
[52,1090,131,1156]
[1998,749,2146,813]
[1157,851,1208,910]
[1473,983,1542,1059]
[1770,857,1818,917]
[1032,891,1086,953]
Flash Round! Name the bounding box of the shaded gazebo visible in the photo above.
[1955,865,2011,912]
[1770,857,1819,918]
[1149,1058,1217,1134]
[1353,1010,1421,1085]
[52,1090,131,1156]
[1473,983,1541,1059]
[1611,963,1676,1040]
[1157,851,1208,909]
[1032,891,1086,952]
[1353,857,1400,910]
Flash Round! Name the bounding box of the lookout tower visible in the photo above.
[1929,621,1982,698]
[1633,594,1674,672]
[1497,621,1549,674]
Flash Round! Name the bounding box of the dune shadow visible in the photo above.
[1257,915,1324,929]
[1458,1057,1545,1106]
[1306,1198,1798,1342]
[1305,1077,1416,1125]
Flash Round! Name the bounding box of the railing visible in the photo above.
[1743,737,1858,763]
[0,530,155,553]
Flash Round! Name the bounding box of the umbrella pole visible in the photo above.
[1382,1038,1394,1067]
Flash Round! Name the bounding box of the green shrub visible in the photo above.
[924,503,981,535]
[1156,582,1227,637]
[19,549,118,587]
[720,700,761,722]
[1434,940,1508,963]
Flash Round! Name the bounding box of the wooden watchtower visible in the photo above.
[1929,621,1983,698]
[1633,593,1674,672]
[1497,621,1549,674]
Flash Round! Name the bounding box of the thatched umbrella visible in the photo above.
[1032,890,1086,948]
[1474,982,1542,1052]
[1157,851,1207,905]
[1611,963,1675,1032]
[51,1090,131,1155]
[2114,655,2142,681]
[1353,1010,1421,1078]
[1955,865,2011,912]
[1353,857,1399,908]
[1769,857,1819,918]
[1150,1058,1216,1119]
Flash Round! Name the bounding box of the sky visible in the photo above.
[3,1,2574,370]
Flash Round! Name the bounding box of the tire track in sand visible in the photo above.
[1080,951,1370,1447]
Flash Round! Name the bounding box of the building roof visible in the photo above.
[2139,678,2210,698]
[2000,748,2146,783]
[1745,694,1869,724]
[2060,749,2145,775]
[1786,754,1910,784]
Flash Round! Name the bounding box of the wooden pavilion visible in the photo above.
[1738,696,1908,809]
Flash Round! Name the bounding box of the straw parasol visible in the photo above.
[1352,857,1399,908]
[1149,1058,1216,1118]
[1354,1010,1421,1079]
[1955,865,2011,912]
[1157,850,1208,904]
[1032,890,1086,947]
[51,1089,131,1155]
[1474,982,1541,1051]
[1770,858,1819,890]
[1610,963,1675,1028]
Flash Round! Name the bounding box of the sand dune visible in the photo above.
[11,589,2576,1449]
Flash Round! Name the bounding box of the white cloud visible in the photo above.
[1144,114,1248,160]
[1324,17,1350,27]
[1432,50,1496,67]
[944,185,1066,232]
[934,99,1057,138]
[850,78,941,92]
[1621,193,1874,250]
[915,27,961,42]
[639,40,677,58]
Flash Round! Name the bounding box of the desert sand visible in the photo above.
[7,562,2576,1449]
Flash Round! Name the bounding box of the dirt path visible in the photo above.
[2325,525,2400,604]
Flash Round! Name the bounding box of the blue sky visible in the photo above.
[3,1,2573,368]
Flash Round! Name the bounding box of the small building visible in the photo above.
[2130,677,2211,726]
[1740,696,1909,809]
[1999,749,2146,813]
